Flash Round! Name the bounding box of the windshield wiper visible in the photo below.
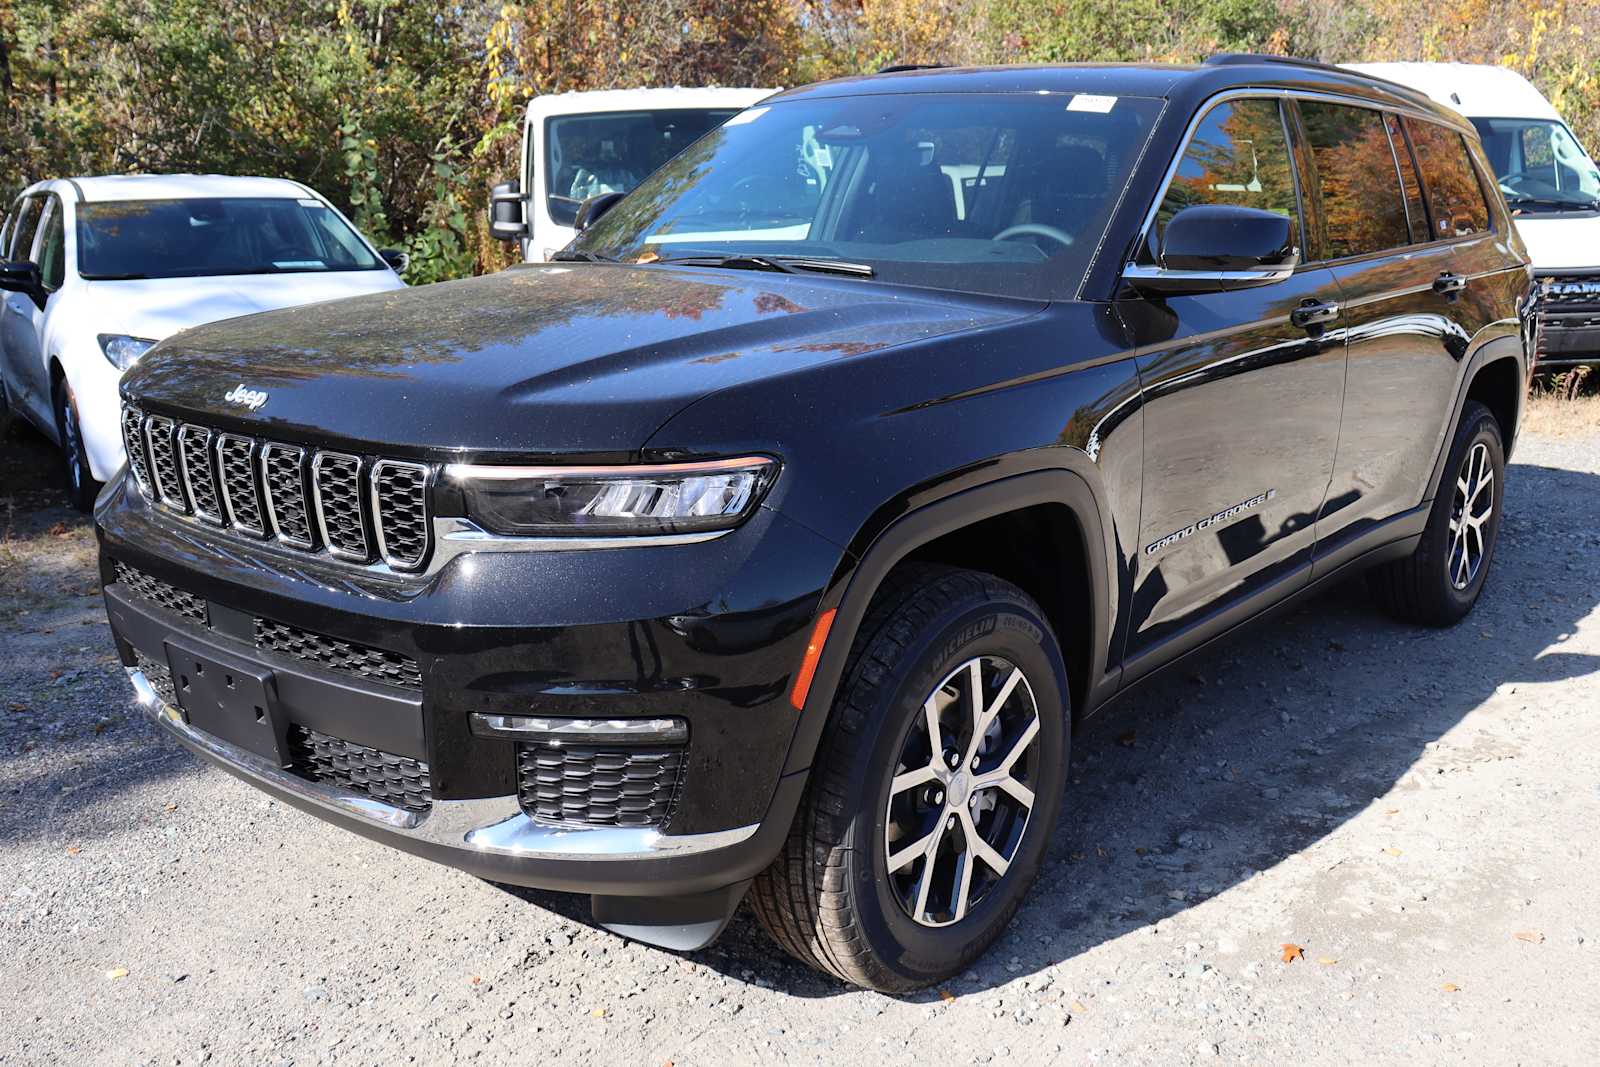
[551,249,618,263]
[1506,195,1600,213]
[653,254,875,278]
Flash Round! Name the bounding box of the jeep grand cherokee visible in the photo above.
[98,56,1532,992]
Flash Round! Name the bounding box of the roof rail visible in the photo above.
[1203,53,1436,106]
[876,63,950,75]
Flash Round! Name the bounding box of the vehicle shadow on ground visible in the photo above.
[499,461,1600,998]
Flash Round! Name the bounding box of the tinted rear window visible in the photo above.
[1299,102,1412,259]
[1404,118,1492,239]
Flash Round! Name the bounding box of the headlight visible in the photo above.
[99,334,157,371]
[444,456,777,536]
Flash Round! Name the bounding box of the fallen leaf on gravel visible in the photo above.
[94,722,108,735]
[1070,1000,1088,1013]
[1441,983,1460,993]
[8,703,24,712]
[1317,957,1338,966]
[590,1007,606,1018]
[1383,847,1402,857]
[164,802,178,813]
[1384,808,1400,816]
[47,522,69,537]
[66,846,81,856]
[1116,730,1137,747]
[938,989,955,1003]
[1281,944,1305,963]
[105,967,128,980]
[1513,931,1545,944]
[469,976,482,985]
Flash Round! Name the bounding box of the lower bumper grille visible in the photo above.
[516,743,685,828]
[114,560,207,626]
[136,651,177,705]
[287,725,433,814]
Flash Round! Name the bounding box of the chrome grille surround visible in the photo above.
[119,404,432,572]
[177,424,223,525]
[371,460,431,571]
[143,415,188,512]
[121,404,154,498]
[259,442,317,549]
[311,451,370,562]
[215,433,267,538]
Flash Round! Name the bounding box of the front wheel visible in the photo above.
[751,565,1070,992]
[55,381,102,512]
[1368,399,1505,625]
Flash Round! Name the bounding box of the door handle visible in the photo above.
[1290,299,1340,329]
[1433,272,1468,295]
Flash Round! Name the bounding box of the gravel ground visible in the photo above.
[2,418,1598,1067]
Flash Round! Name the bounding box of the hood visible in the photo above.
[1512,215,1600,272]
[125,264,1039,458]
[89,270,405,342]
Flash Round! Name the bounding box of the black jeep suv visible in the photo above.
[98,56,1531,992]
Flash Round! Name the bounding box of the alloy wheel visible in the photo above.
[1448,441,1494,590]
[883,655,1041,927]
[61,390,84,495]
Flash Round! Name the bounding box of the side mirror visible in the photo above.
[489,179,527,241]
[378,248,409,274]
[1125,205,1298,295]
[0,261,43,305]
[574,192,625,233]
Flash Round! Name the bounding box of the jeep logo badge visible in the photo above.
[224,384,269,412]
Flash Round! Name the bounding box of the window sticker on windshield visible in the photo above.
[722,107,769,127]
[1067,94,1118,114]
[272,261,324,269]
[297,198,323,208]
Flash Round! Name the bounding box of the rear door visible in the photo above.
[1118,95,1346,674]
[1,195,47,425]
[1302,102,1495,555]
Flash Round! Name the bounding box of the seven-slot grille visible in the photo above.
[121,404,431,570]
[516,743,686,828]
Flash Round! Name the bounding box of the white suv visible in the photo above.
[0,174,406,509]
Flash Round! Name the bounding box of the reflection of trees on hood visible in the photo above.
[136,265,739,391]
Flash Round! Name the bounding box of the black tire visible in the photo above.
[55,380,101,512]
[1368,399,1505,626]
[750,565,1070,992]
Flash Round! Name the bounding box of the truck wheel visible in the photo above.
[751,565,1070,992]
[1368,399,1504,626]
[55,381,101,513]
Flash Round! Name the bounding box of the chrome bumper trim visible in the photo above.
[127,667,757,861]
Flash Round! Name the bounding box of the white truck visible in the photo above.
[488,87,773,263]
[1348,63,1600,370]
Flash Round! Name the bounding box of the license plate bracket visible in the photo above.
[164,638,288,767]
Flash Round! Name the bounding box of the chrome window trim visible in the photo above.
[214,433,267,538]
[1130,86,1475,276]
[176,424,224,526]
[370,458,433,572]
[142,414,190,513]
[259,442,317,550]
[1122,261,1298,290]
[311,450,372,563]
[128,667,755,858]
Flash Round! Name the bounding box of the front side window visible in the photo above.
[1153,97,1301,255]
[573,92,1165,301]
[1298,102,1412,259]
[1469,116,1600,212]
[1405,119,1491,238]
[76,198,383,280]
[37,198,65,289]
[544,109,742,226]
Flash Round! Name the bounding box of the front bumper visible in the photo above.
[98,472,841,946]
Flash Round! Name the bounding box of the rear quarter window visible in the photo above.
[1404,117,1492,239]
[1298,101,1412,259]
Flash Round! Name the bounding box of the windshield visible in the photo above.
[543,109,742,227]
[1468,117,1600,210]
[76,198,384,280]
[571,92,1165,300]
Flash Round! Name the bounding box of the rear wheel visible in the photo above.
[1368,400,1504,626]
[55,380,101,512]
[751,565,1070,991]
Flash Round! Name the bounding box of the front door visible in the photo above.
[1118,96,1346,674]
[0,195,46,423]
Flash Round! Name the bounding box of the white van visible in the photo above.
[488,87,773,263]
[1348,63,1600,368]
